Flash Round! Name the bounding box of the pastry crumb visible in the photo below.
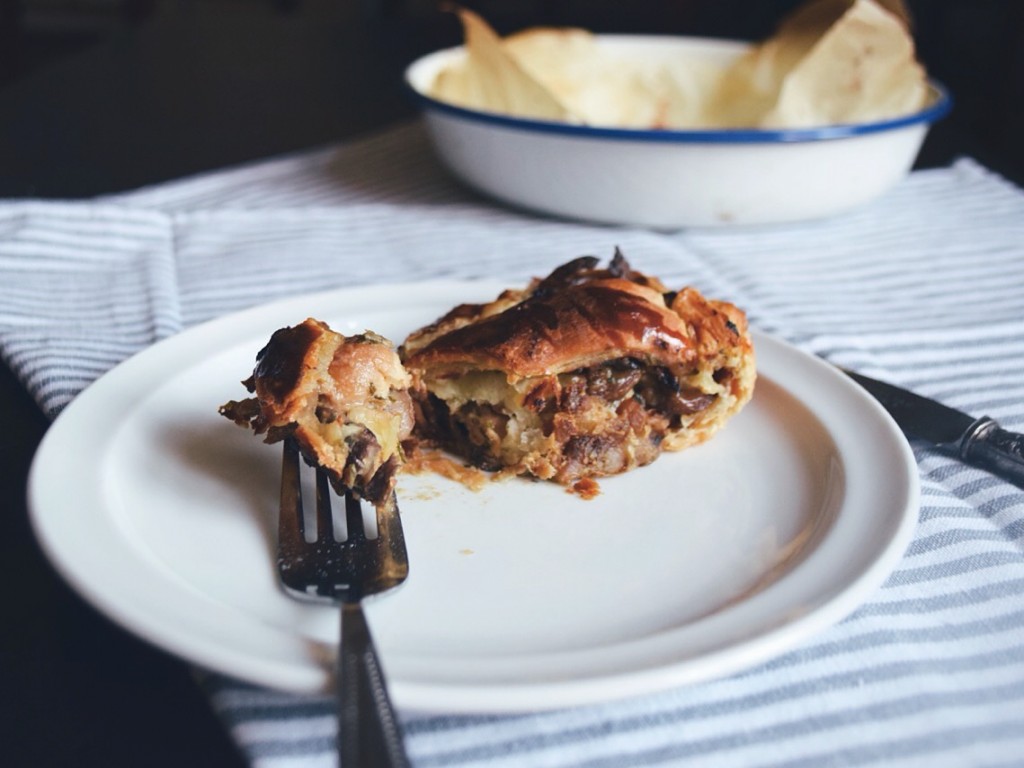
[569,478,601,500]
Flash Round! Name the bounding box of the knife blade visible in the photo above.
[843,368,1024,490]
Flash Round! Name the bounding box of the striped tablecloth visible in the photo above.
[3,121,1023,767]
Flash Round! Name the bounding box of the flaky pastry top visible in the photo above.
[401,253,750,381]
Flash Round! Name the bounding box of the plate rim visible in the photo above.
[28,279,920,713]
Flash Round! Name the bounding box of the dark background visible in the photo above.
[1,2,1021,766]
[2,0,1023,197]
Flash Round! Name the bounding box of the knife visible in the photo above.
[843,368,1024,490]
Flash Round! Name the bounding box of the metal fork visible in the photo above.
[278,438,411,768]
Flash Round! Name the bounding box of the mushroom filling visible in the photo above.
[416,357,720,476]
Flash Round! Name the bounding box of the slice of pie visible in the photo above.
[399,252,755,485]
[219,318,414,503]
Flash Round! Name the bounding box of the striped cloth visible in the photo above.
[3,120,1024,766]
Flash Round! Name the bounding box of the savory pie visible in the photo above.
[219,318,414,503]
[400,252,755,485]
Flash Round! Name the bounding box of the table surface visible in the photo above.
[1,3,1020,765]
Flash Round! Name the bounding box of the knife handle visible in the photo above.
[962,417,1024,490]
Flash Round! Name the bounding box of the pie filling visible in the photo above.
[219,319,413,503]
[414,357,732,484]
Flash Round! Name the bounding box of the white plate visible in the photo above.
[29,282,919,714]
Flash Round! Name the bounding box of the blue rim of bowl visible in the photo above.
[405,78,952,144]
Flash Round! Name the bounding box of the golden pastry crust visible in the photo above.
[400,252,755,484]
[219,318,414,503]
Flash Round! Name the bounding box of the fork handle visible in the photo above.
[338,602,411,768]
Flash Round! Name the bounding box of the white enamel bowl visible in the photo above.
[405,35,951,229]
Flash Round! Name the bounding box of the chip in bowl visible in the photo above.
[406,0,951,228]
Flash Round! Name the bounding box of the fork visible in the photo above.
[278,438,412,767]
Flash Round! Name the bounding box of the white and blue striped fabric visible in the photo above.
[3,121,1023,767]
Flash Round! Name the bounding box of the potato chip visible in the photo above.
[428,0,931,130]
[766,0,928,126]
[504,27,640,126]
[648,51,732,129]
[430,9,575,122]
[502,28,714,129]
[712,0,928,128]
[431,17,725,129]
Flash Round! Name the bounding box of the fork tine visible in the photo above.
[345,490,366,541]
[375,491,409,579]
[279,438,305,551]
[314,467,335,541]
